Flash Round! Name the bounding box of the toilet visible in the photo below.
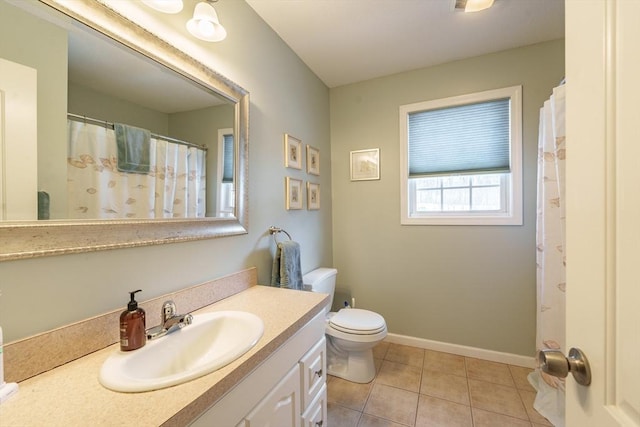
[303,268,387,383]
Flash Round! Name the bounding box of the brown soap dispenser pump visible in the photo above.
[120,290,146,351]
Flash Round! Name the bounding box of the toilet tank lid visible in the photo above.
[302,268,337,285]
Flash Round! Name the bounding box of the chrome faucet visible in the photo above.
[146,300,193,340]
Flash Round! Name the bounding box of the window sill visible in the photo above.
[401,214,523,226]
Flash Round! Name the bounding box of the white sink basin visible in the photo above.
[99,310,264,392]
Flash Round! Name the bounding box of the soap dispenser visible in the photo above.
[120,290,146,351]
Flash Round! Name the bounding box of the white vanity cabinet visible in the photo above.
[191,310,327,427]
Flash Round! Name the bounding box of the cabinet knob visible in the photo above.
[315,421,323,427]
[314,369,323,378]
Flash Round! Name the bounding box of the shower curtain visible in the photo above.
[67,120,206,219]
[531,83,566,427]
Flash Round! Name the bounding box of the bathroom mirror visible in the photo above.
[0,0,249,261]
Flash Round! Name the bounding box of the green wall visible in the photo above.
[0,0,332,343]
[329,40,565,356]
[1,0,564,359]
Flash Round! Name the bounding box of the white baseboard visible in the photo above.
[384,333,537,369]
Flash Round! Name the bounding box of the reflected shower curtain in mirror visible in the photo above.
[530,84,566,427]
[67,120,206,219]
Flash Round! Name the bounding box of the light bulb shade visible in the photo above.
[141,0,184,14]
[187,2,227,42]
[464,0,494,12]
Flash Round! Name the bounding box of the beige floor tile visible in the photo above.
[415,395,473,427]
[376,360,422,393]
[373,341,390,359]
[328,376,374,411]
[424,350,466,377]
[472,407,533,427]
[468,379,528,420]
[509,365,536,392]
[385,343,425,367]
[466,357,515,387]
[328,402,362,427]
[364,383,419,426]
[374,357,384,374]
[420,369,470,405]
[518,389,553,426]
[358,414,407,427]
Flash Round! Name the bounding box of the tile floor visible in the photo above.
[327,342,552,427]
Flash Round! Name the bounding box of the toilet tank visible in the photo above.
[302,268,337,313]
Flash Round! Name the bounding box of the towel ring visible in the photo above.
[268,226,292,244]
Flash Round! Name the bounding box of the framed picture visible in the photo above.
[306,145,320,176]
[284,134,302,169]
[350,148,380,181]
[307,182,320,210]
[285,177,303,210]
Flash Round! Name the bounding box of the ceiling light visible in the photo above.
[453,0,495,13]
[186,1,227,42]
[141,0,184,14]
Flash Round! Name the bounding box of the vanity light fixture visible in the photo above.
[141,0,184,14]
[453,0,495,12]
[186,0,227,42]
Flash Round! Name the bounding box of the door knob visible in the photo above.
[537,347,591,386]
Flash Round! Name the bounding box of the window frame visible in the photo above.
[399,85,523,226]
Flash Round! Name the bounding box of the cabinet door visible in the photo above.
[299,337,326,410]
[301,384,327,427]
[241,364,301,427]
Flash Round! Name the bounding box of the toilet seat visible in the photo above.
[328,308,386,335]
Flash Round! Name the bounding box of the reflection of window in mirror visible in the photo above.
[217,128,235,217]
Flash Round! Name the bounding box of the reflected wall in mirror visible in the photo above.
[0,0,249,260]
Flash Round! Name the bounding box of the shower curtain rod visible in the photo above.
[67,113,208,151]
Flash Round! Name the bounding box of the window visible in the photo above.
[399,86,522,225]
[217,128,235,217]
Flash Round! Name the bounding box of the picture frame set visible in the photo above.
[283,133,320,210]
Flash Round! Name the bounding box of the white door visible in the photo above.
[565,0,640,425]
[0,57,38,220]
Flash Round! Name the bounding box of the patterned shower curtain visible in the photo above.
[531,84,566,427]
[67,120,206,219]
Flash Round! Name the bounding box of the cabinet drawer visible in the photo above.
[299,336,326,410]
[301,384,327,427]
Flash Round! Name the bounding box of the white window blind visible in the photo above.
[408,98,510,177]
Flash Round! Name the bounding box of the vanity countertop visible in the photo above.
[0,285,328,426]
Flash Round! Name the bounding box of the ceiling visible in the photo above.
[245,0,565,88]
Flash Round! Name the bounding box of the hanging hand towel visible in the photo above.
[271,240,303,290]
[115,123,151,173]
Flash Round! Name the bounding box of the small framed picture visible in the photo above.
[307,182,320,210]
[306,145,320,176]
[350,148,380,181]
[284,134,302,169]
[285,177,303,210]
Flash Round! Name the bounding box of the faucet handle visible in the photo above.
[162,301,176,323]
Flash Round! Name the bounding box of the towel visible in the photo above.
[37,191,50,220]
[271,240,303,290]
[114,123,151,173]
